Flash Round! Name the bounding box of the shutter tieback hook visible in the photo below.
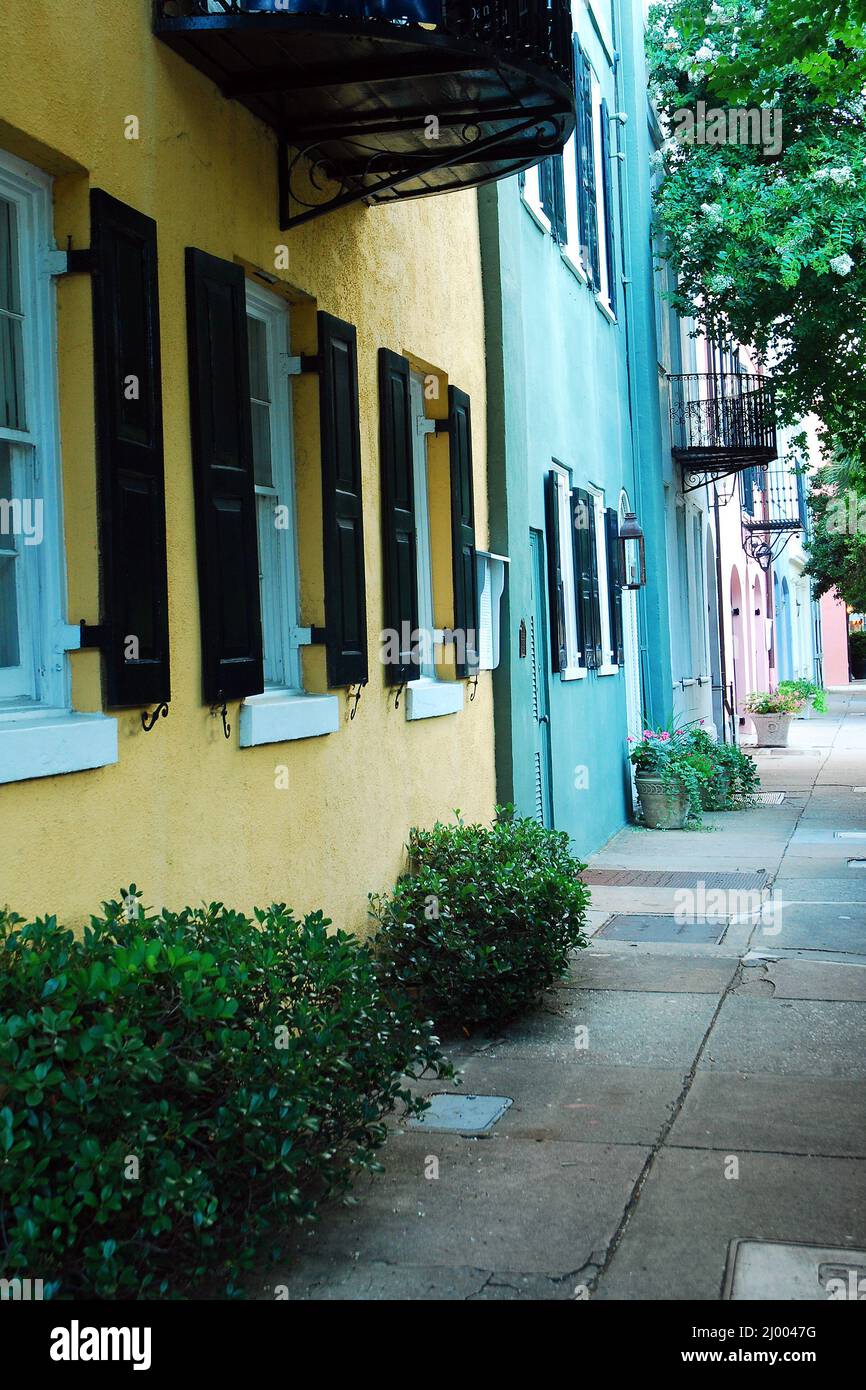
[393,682,406,711]
[469,677,479,703]
[348,679,367,721]
[211,696,231,740]
[141,702,169,733]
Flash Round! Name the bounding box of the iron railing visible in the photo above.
[669,372,777,467]
[742,459,804,532]
[156,1,574,85]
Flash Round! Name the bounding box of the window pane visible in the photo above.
[0,197,21,315]
[247,314,273,487]
[0,442,20,668]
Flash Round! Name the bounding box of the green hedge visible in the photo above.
[371,809,591,1027]
[0,893,448,1299]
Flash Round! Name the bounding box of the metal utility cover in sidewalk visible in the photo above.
[724,1239,866,1300]
[582,869,768,890]
[407,1094,513,1134]
[597,914,726,944]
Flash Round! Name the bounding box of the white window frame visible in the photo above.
[239,281,337,746]
[405,370,463,720]
[560,133,589,282]
[553,463,586,681]
[0,148,117,783]
[588,483,618,675]
[590,70,615,316]
[519,166,552,235]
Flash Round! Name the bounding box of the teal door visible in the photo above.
[529,530,554,827]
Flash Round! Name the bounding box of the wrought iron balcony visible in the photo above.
[741,459,805,570]
[669,373,777,492]
[154,1,575,228]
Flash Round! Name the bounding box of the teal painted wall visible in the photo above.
[481,0,673,857]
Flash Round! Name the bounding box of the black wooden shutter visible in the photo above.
[378,348,418,685]
[599,99,617,314]
[185,248,263,703]
[577,48,600,286]
[587,496,603,667]
[318,312,368,687]
[90,190,170,708]
[571,487,596,669]
[448,385,479,677]
[540,157,568,244]
[605,506,624,665]
[545,471,568,673]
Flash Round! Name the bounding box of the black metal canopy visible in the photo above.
[154,0,575,228]
[669,372,778,494]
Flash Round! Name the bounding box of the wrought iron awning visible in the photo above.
[741,459,805,570]
[154,0,575,228]
[669,372,777,494]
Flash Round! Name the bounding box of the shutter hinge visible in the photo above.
[288,625,312,649]
[434,419,451,435]
[79,620,109,650]
[47,246,94,277]
[278,354,305,377]
[297,354,322,374]
[416,414,437,437]
[308,626,327,645]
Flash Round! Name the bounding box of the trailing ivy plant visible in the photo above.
[628,725,713,824]
[687,725,761,806]
[0,893,449,1299]
[370,809,591,1028]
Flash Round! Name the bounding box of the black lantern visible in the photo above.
[619,512,646,589]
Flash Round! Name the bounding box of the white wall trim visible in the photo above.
[405,677,464,721]
[239,689,339,747]
[0,710,117,784]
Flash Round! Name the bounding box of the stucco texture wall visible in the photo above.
[0,1,495,930]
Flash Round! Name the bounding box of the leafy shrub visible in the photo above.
[687,727,761,809]
[0,892,448,1299]
[370,809,590,1028]
[778,678,828,713]
[628,724,713,824]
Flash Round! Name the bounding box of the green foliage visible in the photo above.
[647,0,866,469]
[804,465,866,611]
[850,630,866,659]
[0,893,448,1299]
[370,810,590,1027]
[687,726,762,805]
[779,677,828,711]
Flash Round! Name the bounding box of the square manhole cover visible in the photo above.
[597,914,726,944]
[724,1240,866,1300]
[407,1094,512,1134]
[754,792,786,806]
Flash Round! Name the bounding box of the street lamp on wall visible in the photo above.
[619,512,646,589]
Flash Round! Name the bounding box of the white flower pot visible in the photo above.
[749,713,793,747]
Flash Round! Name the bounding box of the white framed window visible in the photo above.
[553,463,585,680]
[405,370,463,720]
[239,281,338,746]
[0,148,117,783]
[561,134,588,281]
[588,484,618,674]
[475,550,508,671]
[519,166,552,236]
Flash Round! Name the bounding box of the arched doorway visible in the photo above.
[705,528,724,736]
[731,567,745,719]
[753,574,769,691]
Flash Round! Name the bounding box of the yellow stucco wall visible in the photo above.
[0,1,495,931]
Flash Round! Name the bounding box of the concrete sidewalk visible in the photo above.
[266,691,866,1300]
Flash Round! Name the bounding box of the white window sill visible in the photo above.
[405,677,464,721]
[595,295,617,325]
[561,248,589,285]
[561,665,588,681]
[239,689,339,747]
[0,709,118,785]
[520,193,552,237]
[598,663,620,677]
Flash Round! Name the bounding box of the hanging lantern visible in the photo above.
[619,512,646,589]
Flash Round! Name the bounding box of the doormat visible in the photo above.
[581,869,768,890]
[596,914,726,944]
[723,1239,866,1300]
[407,1094,512,1134]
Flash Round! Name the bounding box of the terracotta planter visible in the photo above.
[636,775,690,830]
[749,712,793,747]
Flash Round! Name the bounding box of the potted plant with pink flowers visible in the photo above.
[628,724,712,829]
